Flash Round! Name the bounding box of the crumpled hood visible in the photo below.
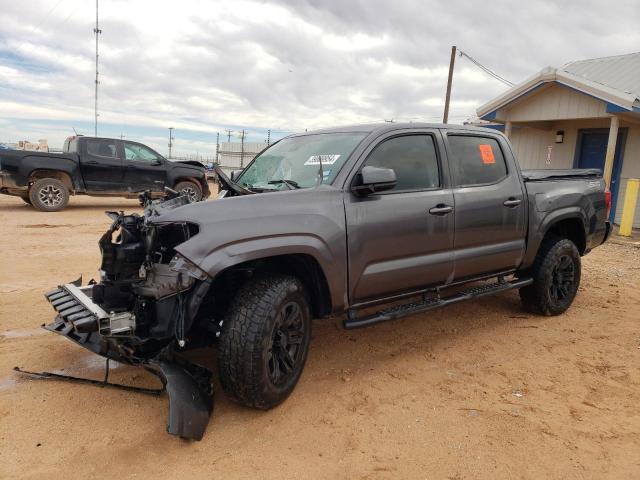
[150,186,346,275]
[171,160,206,169]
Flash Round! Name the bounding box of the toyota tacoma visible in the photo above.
[40,123,611,439]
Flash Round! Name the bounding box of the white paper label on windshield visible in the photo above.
[305,154,340,166]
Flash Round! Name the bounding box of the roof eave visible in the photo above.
[476,67,557,118]
[476,67,639,121]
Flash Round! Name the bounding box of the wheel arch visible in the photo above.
[211,253,334,319]
[521,209,588,270]
[544,217,587,254]
[173,176,201,188]
[172,176,210,198]
[28,169,74,192]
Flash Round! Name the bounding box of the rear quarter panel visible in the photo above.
[522,177,607,268]
[0,151,82,190]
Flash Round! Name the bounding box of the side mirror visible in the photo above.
[352,166,397,196]
[230,169,243,182]
[151,159,163,166]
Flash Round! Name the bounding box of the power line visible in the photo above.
[458,49,514,87]
[31,0,66,35]
[12,0,66,55]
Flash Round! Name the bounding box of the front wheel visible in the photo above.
[519,235,581,315]
[174,181,203,202]
[218,274,312,409]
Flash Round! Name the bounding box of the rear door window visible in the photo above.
[86,139,118,158]
[448,135,507,186]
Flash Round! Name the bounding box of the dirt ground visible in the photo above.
[0,193,639,480]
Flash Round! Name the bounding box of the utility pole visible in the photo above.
[168,127,174,158]
[239,129,246,167]
[224,129,232,143]
[215,132,220,163]
[267,129,271,145]
[93,0,102,136]
[443,45,456,124]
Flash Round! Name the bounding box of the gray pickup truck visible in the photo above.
[41,123,610,439]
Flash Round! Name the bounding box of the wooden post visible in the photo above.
[603,116,619,187]
[443,46,456,124]
[504,120,512,139]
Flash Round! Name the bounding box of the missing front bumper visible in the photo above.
[42,281,214,440]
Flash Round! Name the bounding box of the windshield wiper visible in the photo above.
[268,179,300,190]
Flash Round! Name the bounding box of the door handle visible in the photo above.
[85,160,99,165]
[503,198,522,207]
[429,204,454,215]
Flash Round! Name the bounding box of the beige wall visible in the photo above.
[509,119,613,170]
[501,84,609,122]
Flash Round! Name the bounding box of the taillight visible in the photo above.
[604,187,612,218]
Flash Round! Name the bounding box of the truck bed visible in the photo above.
[521,168,601,181]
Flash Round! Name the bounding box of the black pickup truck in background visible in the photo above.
[0,136,210,211]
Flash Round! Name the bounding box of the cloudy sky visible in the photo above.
[1,0,638,156]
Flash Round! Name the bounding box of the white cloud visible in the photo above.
[1,0,639,153]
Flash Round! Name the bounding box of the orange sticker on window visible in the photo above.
[478,144,495,164]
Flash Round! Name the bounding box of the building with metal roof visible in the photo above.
[477,52,640,229]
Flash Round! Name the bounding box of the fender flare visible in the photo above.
[178,234,346,312]
[19,155,83,191]
[522,207,587,268]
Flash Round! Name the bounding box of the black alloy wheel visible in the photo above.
[268,301,306,385]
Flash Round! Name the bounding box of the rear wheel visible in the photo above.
[218,274,311,409]
[174,181,203,202]
[519,235,581,315]
[28,178,69,212]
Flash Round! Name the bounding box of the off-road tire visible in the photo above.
[174,181,203,202]
[519,235,581,315]
[28,178,69,212]
[218,274,312,409]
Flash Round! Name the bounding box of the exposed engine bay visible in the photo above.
[42,192,215,440]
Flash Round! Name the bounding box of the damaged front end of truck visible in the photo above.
[43,194,215,440]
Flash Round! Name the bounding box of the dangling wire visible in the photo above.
[458,49,515,87]
[174,273,186,347]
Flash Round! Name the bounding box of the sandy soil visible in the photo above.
[0,193,639,479]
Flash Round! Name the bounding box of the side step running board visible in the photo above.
[344,277,533,329]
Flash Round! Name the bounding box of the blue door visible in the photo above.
[575,129,626,220]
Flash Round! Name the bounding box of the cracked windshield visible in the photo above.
[237,132,368,190]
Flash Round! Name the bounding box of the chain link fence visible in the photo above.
[170,142,269,176]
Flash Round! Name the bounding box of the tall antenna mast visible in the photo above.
[168,127,174,158]
[93,0,102,136]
